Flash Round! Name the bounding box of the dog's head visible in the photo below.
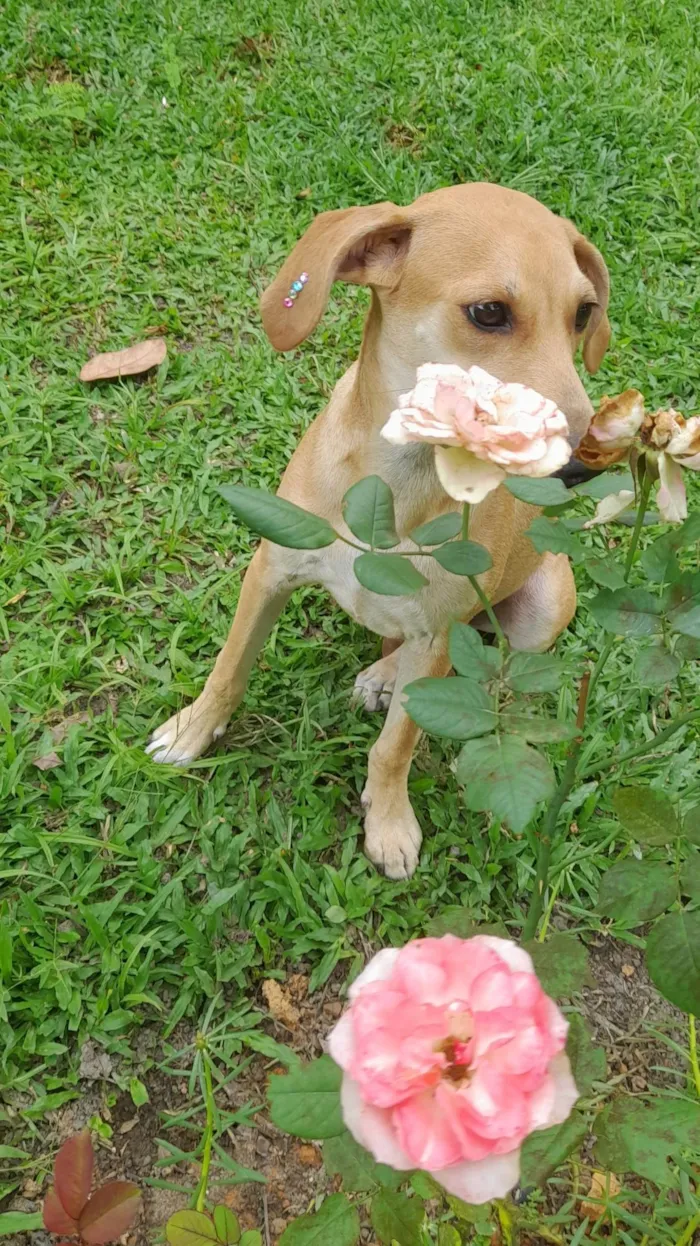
[261,184,610,484]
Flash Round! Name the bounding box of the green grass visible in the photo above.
[1,0,699,1145]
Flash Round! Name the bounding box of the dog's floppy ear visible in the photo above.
[570,232,611,374]
[261,202,412,352]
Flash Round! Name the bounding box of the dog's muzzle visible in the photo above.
[552,458,603,489]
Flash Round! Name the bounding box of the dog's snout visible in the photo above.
[552,458,602,489]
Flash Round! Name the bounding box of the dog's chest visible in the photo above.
[293,540,471,639]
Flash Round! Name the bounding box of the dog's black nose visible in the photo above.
[552,458,603,490]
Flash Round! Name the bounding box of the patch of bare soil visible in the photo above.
[3,938,689,1246]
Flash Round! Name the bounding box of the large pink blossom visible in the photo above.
[328,936,578,1205]
[381,364,572,503]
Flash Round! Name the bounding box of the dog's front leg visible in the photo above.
[147,543,296,764]
[361,632,450,880]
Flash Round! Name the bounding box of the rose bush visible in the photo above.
[327,935,578,1204]
[380,363,572,503]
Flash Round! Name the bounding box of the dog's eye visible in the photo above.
[465,301,510,331]
[575,302,594,332]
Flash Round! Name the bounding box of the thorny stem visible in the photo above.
[459,503,509,651]
[689,1016,700,1100]
[194,1038,215,1213]
[522,468,653,939]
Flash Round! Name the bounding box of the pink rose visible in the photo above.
[381,364,572,503]
[328,936,578,1205]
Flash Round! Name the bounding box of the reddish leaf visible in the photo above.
[79,1181,141,1245]
[43,1186,79,1235]
[54,1130,94,1220]
[79,338,167,382]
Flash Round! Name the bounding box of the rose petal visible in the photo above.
[348,947,401,999]
[435,446,506,503]
[657,453,687,523]
[327,1011,356,1071]
[475,937,535,976]
[433,1147,521,1204]
[535,1051,579,1128]
[340,1075,414,1170]
[583,489,635,528]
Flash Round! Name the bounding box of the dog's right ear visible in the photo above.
[260,202,412,351]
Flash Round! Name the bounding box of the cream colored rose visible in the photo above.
[381,364,571,504]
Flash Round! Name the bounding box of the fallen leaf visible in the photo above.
[119,1119,139,1134]
[79,1040,113,1082]
[51,711,90,744]
[262,979,300,1030]
[143,323,168,336]
[296,1144,322,1168]
[621,963,635,977]
[79,338,167,383]
[33,751,62,771]
[580,1170,621,1220]
[3,589,27,607]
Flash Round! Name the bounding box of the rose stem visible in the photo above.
[194,1035,215,1212]
[461,503,509,652]
[522,468,654,939]
[690,1016,700,1100]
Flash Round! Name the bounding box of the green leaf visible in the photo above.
[268,1055,344,1140]
[445,1196,485,1224]
[370,1190,425,1246]
[504,476,571,505]
[501,711,578,743]
[431,539,493,575]
[632,646,681,689]
[240,1234,262,1246]
[595,1098,700,1185]
[323,1131,401,1192]
[574,471,634,499]
[666,571,700,639]
[410,1171,443,1199]
[219,485,336,549]
[0,927,12,982]
[584,557,627,590]
[566,1014,606,1096]
[166,1211,219,1246]
[403,676,496,740]
[589,588,663,637]
[0,1146,29,1159]
[519,1111,588,1187]
[597,859,676,923]
[524,516,584,561]
[438,1225,462,1246]
[680,849,700,898]
[410,512,462,546]
[642,513,700,581]
[455,735,555,832]
[676,634,700,661]
[353,552,428,596]
[129,1077,149,1107]
[646,911,700,1015]
[505,652,567,694]
[279,1194,360,1246]
[342,476,398,549]
[612,786,678,844]
[525,932,589,997]
[683,806,700,846]
[213,1207,241,1245]
[0,1212,44,1235]
[448,622,501,681]
[425,910,508,939]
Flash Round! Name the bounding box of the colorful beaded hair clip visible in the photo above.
[283,272,309,308]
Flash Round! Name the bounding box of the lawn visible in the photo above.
[1,0,700,1238]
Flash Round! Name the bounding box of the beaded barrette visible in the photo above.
[283,271,309,308]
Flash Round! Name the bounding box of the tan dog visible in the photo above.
[148,183,610,878]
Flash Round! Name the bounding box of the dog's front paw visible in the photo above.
[146,696,229,765]
[352,652,399,712]
[362,796,422,880]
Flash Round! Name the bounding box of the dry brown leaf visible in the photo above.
[33,751,62,771]
[79,338,167,383]
[580,1170,621,1220]
[621,963,635,977]
[296,1143,322,1168]
[143,323,168,336]
[119,1118,139,1134]
[3,589,27,607]
[262,979,300,1030]
[50,711,90,744]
